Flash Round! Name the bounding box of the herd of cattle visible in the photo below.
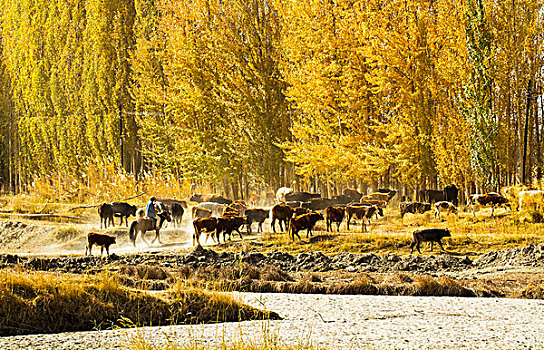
[94,185,544,251]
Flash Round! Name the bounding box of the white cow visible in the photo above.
[275,187,293,203]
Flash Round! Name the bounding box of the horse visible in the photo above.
[128,209,171,247]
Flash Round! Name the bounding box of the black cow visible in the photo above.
[171,203,184,227]
[302,198,335,211]
[98,203,114,229]
[444,185,459,206]
[410,228,451,254]
[378,188,398,201]
[190,194,232,205]
[245,208,269,234]
[216,216,246,242]
[418,190,444,204]
[285,192,321,202]
[343,188,363,202]
[110,202,137,227]
[331,195,352,205]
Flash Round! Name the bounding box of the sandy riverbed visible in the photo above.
[2,292,544,349]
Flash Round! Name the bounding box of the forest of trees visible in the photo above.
[0,0,543,200]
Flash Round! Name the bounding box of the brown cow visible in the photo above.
[346,205,382,232]
[325,206,345,232]
[410,228,451,254]
[193,217,218,246]
[85,232,116,256]
[470,192,510,217]
[289,212,324,240]
[271,204,293,233]
[192,206,212,219]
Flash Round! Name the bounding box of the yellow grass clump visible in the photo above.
[0,269,278,336]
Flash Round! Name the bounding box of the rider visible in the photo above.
[145,196,158,229]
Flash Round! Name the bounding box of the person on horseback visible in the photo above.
[145,196,158,229]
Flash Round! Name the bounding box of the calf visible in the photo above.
[434,201,457,219]
[192,206,212,220]
[346,205,383,232]
[271,204,293,233]
[400,202,432,218]
[471,192,510,216]
[245,208,269,234]
[98,203,114,229]
[193,217,218,246]
[289,212,324,240]
[216,216,246,242]
[410,228,451,254]
[85,232,116,256]
[171,203,184,227]
[325,206,345,232]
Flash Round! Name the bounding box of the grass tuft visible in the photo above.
[0,269,277,336]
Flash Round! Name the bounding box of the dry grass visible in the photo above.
[163,263,480,297]
[0,269,278,336]
[129,328,318,350]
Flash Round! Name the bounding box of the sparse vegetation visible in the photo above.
[0,269,278,336]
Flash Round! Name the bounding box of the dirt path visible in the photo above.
[3,293,544,349]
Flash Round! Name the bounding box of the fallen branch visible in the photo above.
[35,201,48,214]
[69,204,100,211]
[10,213,96,222]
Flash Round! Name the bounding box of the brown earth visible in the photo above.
[1,219,543,299]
